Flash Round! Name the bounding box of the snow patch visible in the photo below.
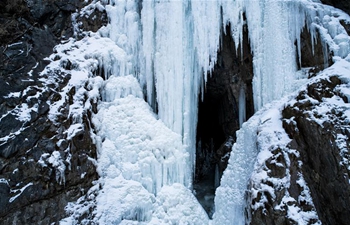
[9,182,33,203]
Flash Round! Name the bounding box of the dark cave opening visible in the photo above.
[193,22,254,218]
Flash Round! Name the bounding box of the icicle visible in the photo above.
[214,164,220,189]
[239,86,246,127]
[323,40,330,68]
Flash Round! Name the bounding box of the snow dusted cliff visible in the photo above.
[1,0,350,224]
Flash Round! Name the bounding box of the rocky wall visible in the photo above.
[0,0,106,223]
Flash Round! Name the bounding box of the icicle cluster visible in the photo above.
[98,0,350,177]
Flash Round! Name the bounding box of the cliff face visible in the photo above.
[247,75,350,225]
[282,76,350,225]
[0,0,350,224]
[246,3,350,223]
[0,0,106,223]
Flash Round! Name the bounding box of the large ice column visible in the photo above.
[212,111,260,225]
[239,86,246,127]
[101,0,143,79]
[141,0,222,179]
[244,0,302,111]
[142,0,191,179]
[93,75,191,223]
[142,0,185,135]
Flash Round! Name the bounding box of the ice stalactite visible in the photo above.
[239,86,246,128]
[101,0,142,79]
[244,0,303,111]
[141,1,223,179]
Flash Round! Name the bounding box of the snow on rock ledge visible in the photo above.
[281,60,350,225]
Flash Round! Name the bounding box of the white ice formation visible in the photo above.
[53,0,350,224]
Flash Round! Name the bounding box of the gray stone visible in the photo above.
[0,0,106,223]
[282,76,350,225]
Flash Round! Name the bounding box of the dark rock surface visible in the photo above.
[195,23,254,183]
[247,76,350,225]
[321,0,350,15]
[0,0,107,223]
[194,21,254,218]
[247,146,317,225]
[248,18,350,224]
[297,26,333,73]
[282,76,350,225]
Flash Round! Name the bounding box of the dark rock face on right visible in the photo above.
[282,76,350,225]
[247,15,350,224]
[247,76,350,225]
[321,0,350,15]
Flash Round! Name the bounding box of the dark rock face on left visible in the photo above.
[0,0,106,223]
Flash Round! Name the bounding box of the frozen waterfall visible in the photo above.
[99,0,322,183]
[57,0,350,224]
